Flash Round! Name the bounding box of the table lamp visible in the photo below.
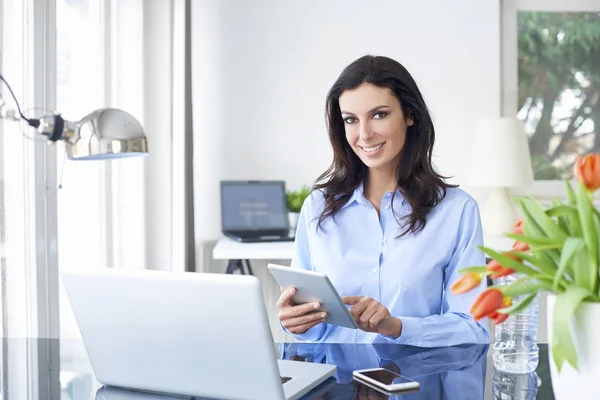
[0,74,148,160]
[469,117,534,237]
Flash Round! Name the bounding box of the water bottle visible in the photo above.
[492,370,540,400]
[492,274,540,373]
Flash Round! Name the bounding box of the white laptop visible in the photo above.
[61,269,336,400]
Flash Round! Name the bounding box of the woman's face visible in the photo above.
[339,82,412,172]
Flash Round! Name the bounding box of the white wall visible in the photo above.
[191,0,501,244]
[190,0,554,345]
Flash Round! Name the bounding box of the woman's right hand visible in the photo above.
[277,287,328,334]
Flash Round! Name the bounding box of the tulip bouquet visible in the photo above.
[451,153,600,372]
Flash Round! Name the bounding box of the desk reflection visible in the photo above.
[95,386,191,400]
[92,343,542,400]
[280,343,489,399]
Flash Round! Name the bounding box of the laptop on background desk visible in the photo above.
[220,180,296,242]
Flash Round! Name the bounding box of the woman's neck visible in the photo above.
[364,168,398,212]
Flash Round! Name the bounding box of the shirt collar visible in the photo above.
[341,182,403,210]
[341,182,369,210]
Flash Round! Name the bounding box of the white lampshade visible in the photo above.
[469,117,534,237]
[469,117,534,187]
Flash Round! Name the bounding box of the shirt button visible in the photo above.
[385,204,391,210]
[386,193,391,197]
[382,238,387,244]
[372,268,377,273]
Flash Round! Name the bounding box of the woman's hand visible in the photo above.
[342,296,402,338]
[353,382,388,400]
[277,287,328,334]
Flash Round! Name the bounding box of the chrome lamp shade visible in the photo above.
[65,108,149,160]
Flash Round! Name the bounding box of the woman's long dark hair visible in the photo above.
[314,55,456,236]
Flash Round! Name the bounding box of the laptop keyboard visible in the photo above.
[281,376,292,384]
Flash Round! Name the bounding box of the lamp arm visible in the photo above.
[1,99,78,143]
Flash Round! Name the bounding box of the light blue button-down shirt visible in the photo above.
[283,184,490,346]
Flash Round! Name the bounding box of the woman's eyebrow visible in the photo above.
[340,105,390,115]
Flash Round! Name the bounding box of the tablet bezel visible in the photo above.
[267,263,359,330]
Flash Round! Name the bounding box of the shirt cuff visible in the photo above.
[279,320,327,342]
[376,317,423,346]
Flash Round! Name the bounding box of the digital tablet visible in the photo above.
[267,263,359,330]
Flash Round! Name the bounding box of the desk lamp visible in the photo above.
[469,117,534,237]
[0,74,148,160]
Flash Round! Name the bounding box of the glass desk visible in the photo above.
[1,339,552,399]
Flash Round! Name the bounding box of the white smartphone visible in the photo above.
[353,368,420,393]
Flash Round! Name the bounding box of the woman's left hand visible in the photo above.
[342,296,402,338]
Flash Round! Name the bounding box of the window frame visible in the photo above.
[1,0,61,398]
[502,0,600,200]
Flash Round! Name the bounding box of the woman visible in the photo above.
[277,55,489,346]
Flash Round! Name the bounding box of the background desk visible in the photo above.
[211,235,515,273]
[212,237,295,274]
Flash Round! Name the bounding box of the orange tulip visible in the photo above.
[512,218,524,235]
[487,241,530,279]
[489,310,509,325]
[489,296,512,325]
[450,272,482,294]
[574,154,600,191]
[512,240,530,253]
[470,288,505,321]
[486,259,515,279]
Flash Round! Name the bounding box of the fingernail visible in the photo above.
[314,303,320,309]
[321,313,326,318]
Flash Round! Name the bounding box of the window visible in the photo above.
[518,12,600,180]
[56,0,106,342]
[503,0,600,197]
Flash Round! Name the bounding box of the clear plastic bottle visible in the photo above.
[492,370,540,400]
[492,274,540,373]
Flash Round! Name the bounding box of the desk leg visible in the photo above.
[225,259,255,275]
[243,259,254,275]
[225,259,244,274]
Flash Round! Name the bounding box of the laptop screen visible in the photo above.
[221,181,288,231]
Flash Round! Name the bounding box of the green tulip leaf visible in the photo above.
[498,293,537,314]
[549,201,575,236]
[575,181,597,270]
[504,233,562,247]
[500,282,548,298]
[552,286,594,372]
[546,204,578,218]
[516,198,547,238]
[523,197,568,241]
[565,180,577,205]
[555,237,585,292]
[480,246,540,276]
[507,250,557,277]
[458,266,491,275]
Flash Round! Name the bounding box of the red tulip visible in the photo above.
[574,154,600,191]
[450,272,482,294]
[470,288,505,321]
